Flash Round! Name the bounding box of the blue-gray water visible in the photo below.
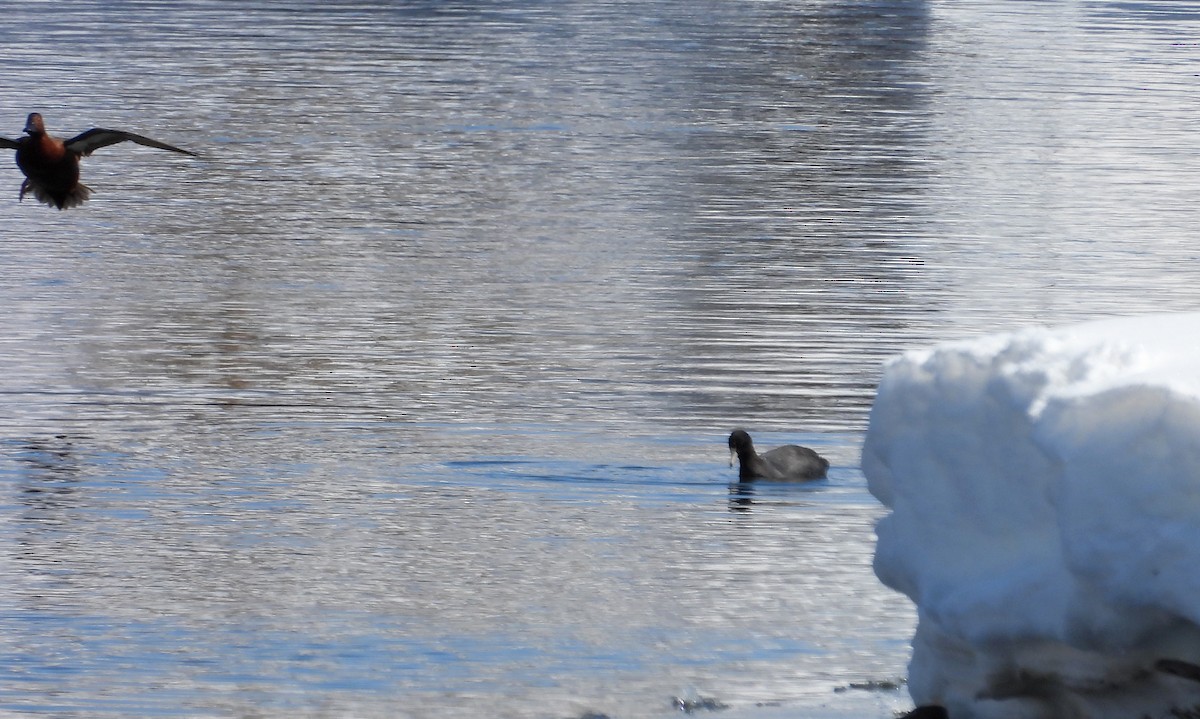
[2,2,1200,718]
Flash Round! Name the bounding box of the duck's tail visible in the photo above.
[20,180,92,210]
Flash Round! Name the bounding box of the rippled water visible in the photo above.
[2,2,1200,718]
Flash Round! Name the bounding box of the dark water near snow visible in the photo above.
[2,1,1200,718]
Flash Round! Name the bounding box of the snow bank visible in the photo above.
[864,314,1200,719]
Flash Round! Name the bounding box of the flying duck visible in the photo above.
[0,112,196,209]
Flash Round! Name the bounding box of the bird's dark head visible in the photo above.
[23,113,45,136]
[728,429,754,466]
[728,429,752,452]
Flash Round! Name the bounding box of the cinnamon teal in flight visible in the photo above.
[0,112,196,209]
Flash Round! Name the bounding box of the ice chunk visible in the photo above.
[864,314,1200,718]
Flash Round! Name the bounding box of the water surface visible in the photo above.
[2,2,1200,718]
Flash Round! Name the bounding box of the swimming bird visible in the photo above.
[728,429,829,482]
[0,112,196,209]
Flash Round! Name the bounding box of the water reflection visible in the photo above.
[16,435,82,482]
[11,437,87,563]
[1,0,945,436]
[728,481,756,513]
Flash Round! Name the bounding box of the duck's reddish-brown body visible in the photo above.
[0,113,196,210]
[15,116,86,208]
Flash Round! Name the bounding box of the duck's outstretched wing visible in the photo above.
[0,136,20,150]
[65,128,197,157]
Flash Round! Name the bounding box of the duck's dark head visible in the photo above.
[728,429,754,464]
[23,113,45,136]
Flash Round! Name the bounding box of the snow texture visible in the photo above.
[865,314,1200,718]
